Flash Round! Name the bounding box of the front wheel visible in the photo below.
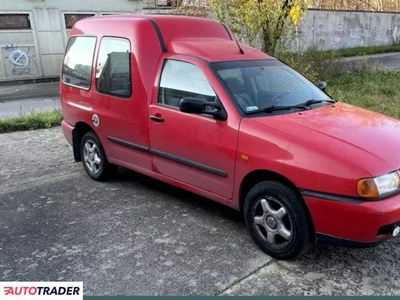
[80,131,117,181]
[244,180,313,259]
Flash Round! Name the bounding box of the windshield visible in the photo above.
[211,59,332,114]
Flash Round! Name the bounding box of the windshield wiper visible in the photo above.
[245,104,310,115]
[245,99,336,115]
[302,99,336,106]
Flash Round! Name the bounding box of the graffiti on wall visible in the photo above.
[393,25,400,44]
[4,44,38,76]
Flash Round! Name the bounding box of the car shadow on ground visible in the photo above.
[111,167,400,265]
[113,167,243,223]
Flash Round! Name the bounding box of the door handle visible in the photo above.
[150,114,164,123]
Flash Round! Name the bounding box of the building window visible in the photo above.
[64,14,95,29]
[62,36,96,89]
[158,59,216,107]
[0,14,31,30]
[156,0,174,6]
[96,37,131,98]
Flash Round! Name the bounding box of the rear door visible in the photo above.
[148,58,239,199]
[93,36,151,170]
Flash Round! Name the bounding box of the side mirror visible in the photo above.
[317,81,327,91]
[179,97,227,121]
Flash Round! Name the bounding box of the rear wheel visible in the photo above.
[80,131,117,181]
[244,180,313,259]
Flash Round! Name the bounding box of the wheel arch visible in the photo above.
[238,169,315,236]
[72,121,95,162]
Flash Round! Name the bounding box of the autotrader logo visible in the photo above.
[0,282,83,300]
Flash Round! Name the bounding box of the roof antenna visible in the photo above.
[235,38,245,54]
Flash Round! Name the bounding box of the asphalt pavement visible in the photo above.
[0,97,60,118]
[0,81,60,118]
[1,128,400,295]
[341,52,400,70]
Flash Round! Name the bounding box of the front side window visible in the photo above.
[62,36,96,89]
[96,37,131,98]
[158,60,216,108]
[212,59,331,114]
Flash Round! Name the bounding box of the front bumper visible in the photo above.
[304,192,400,244]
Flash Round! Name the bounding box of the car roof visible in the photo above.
[71,14,272,62]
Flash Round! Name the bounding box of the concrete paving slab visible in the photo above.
[221,241,400,295]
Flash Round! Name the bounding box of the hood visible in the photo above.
[250,102,400,176]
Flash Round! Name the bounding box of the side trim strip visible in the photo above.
[150,149,227,177]
[107,136,227,177]
[108,136,149,152]
[300,188,362,203]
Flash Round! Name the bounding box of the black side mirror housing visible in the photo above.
[317,81,327,91]
[179,97,227,121]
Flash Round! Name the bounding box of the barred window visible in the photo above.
[0,14,31,30]
[64,14,95,29]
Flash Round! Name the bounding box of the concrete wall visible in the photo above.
[296,9,400,51]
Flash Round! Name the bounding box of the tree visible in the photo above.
[208,0,310,55]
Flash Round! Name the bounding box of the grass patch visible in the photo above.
[331,44,400,58]
[0,110,62,134]
[281,46,400,120]
[278,46,344,82]
[327,70,400,119]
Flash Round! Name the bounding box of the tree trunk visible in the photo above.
[261,25,275,55]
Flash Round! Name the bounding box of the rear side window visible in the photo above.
[62,36,96,90]
[96,37,131,98]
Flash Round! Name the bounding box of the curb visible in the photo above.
[0,93,59,103]
[0,77,59,87]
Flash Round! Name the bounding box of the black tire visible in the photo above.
[80,131,117,181]
[243,180,313,259]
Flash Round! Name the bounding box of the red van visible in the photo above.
[61,14,400,259]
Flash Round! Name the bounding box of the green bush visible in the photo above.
[0,110,62,134]
[276,46,345,83]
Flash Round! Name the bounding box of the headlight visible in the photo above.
[357,171,400,198]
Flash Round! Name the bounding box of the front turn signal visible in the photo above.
[357,171,400,198]
[357,178,379,198]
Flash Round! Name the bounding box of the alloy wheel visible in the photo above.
[83,140,101,175]
[252,196,294,249]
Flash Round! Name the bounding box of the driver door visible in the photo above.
[148,58,238,199]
